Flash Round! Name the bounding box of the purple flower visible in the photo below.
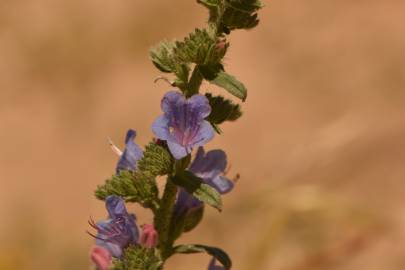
[152,91,215,160]
[88,196,139,258]
[174,147,234,217]
[115,129,143,174]
[208,258,226,270]
[190,147,234,194]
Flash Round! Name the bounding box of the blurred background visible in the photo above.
[1,0,405,269]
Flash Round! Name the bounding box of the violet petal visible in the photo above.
[116,129,143,173]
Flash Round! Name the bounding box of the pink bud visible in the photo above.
[140,224,158,248]
[215,40,228,54]
[90,246,112,270]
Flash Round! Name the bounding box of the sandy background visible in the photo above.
[1,0,405,269]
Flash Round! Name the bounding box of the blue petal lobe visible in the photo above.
[116,129,143,173]
[167,141,189,160]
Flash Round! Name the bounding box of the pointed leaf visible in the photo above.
[173,244,232,269]
[222,0,263,30]
[210,71,247,101]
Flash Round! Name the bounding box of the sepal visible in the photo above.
[111,246,162,270]
[138,143,173,176]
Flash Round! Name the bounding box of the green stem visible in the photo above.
[155,176,178,262]
[186,65,204,97]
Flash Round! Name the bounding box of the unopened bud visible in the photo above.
[215,39,228,55]
[90,246,112,270]
[140,224,158,248]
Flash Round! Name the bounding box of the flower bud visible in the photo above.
[215,39,228,57]
[90,246,112,270]
[140,224,158,248]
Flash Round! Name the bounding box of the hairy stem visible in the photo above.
[187,65,204,97]
[155,176,178,263]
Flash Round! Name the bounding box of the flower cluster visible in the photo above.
[90,92,235,269]
[88,0,262,269]
[88,196,138,270]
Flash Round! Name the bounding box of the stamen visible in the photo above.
[107,137,123,156]
[88,217,115,235]
[86,230,105,241]
[88,217,99,230]
[154,76,175,86]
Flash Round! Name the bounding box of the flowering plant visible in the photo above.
[89,1,262,269]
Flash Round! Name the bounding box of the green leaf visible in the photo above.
[210,71,247,101]
[150,40,191,93]
[111,246,162,270]
[206,93,242,125]
[197,0,222,25]
[193,184,222,211]
[197,0,263,33]
[226,0,263,13]
[222,0,263,31]
[95,170,159,211]
[173,63,190,92]
[149,40,177,73]
[172,171,222,211]
[173,244,232,269]
[138,142,173,176]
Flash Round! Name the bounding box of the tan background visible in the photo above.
[1,0,405,269]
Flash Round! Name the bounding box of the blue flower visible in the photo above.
[208,258,225,270]
[174,147,234,217]
[190,147,234,194]
[152,91,215,160]
[88,196,139,258]
[115,129,143,174]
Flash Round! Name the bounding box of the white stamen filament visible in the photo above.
[107,137,123,156]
